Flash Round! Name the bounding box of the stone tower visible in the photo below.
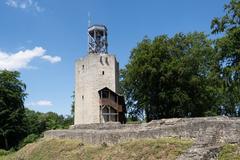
[74,25,125,124]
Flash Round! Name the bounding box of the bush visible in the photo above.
[0,149,11,156]
[18,134,40,149]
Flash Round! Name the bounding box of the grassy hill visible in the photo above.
[0,137,193,160]
[1,137,239,160]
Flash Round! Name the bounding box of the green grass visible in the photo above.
[0,137,192,160]
[0,149,12,157]
[218,144,240,160]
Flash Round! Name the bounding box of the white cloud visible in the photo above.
[0,47,44,70]
[6,0,44,12]
[6,0,17,8]
[36,100,53,106]
[28,100,53,107]
[41,55,62,64]
[0,47,61,71]
[33,1,43,12]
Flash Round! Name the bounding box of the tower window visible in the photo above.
[82,65,84,69]
[82,95,84,99]
[102,71,104,75]
[105,57,109,65]
[100,56,103,65]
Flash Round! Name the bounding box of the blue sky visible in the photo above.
[0,0,229,116]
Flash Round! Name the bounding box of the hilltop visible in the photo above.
[1,117,240,160]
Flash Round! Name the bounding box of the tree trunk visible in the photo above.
[4,136,8,150]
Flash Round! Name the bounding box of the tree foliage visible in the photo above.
[121,33,219,122]
[20,109,73,148]
[211,0,240,34]
[0,70,73,150]
[24,109,73,134]
[121,0,240,121]
[0,70,26,149]
[211,0,240,115]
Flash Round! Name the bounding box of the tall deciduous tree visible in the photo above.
[0,70,26,149]
[211,0,240,115]
[121,33,219,122]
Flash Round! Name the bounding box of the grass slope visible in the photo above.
[0,137,192,160]
[218,144,240,160]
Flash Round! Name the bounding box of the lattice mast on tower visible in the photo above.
[88,25,108,54]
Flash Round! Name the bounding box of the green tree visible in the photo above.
[211,0,240,115]
[120,69,144,121]
[121,33,219,122]
[71,92,75,118]
[0,70,27,149]
[23,109,47,136]
[20,108,73,149]
[24,109,73,134]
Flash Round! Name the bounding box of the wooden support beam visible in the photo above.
[99,105,102,123]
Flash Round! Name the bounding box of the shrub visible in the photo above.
[18,134,39,149]
[0,149,11,156]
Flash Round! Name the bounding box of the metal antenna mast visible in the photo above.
[88,12,91,27]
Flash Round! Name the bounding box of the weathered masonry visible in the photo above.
[74,25,126,124]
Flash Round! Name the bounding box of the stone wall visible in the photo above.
[45,117,240,159]
[45,117,240,145]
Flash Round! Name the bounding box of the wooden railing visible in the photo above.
[99,98,123,112]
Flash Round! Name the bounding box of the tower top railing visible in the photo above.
[88,24,108,54]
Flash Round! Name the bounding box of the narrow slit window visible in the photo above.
[82,95,84,99]
[105,57,109,65]
[102,71,104,75]
[100,56,103,64]
[82,65,84,69]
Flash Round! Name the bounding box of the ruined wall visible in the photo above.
[74,53,119,124]
[46,117,240,145]
[45,117,240,159]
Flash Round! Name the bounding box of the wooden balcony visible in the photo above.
[99,98,123,112]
